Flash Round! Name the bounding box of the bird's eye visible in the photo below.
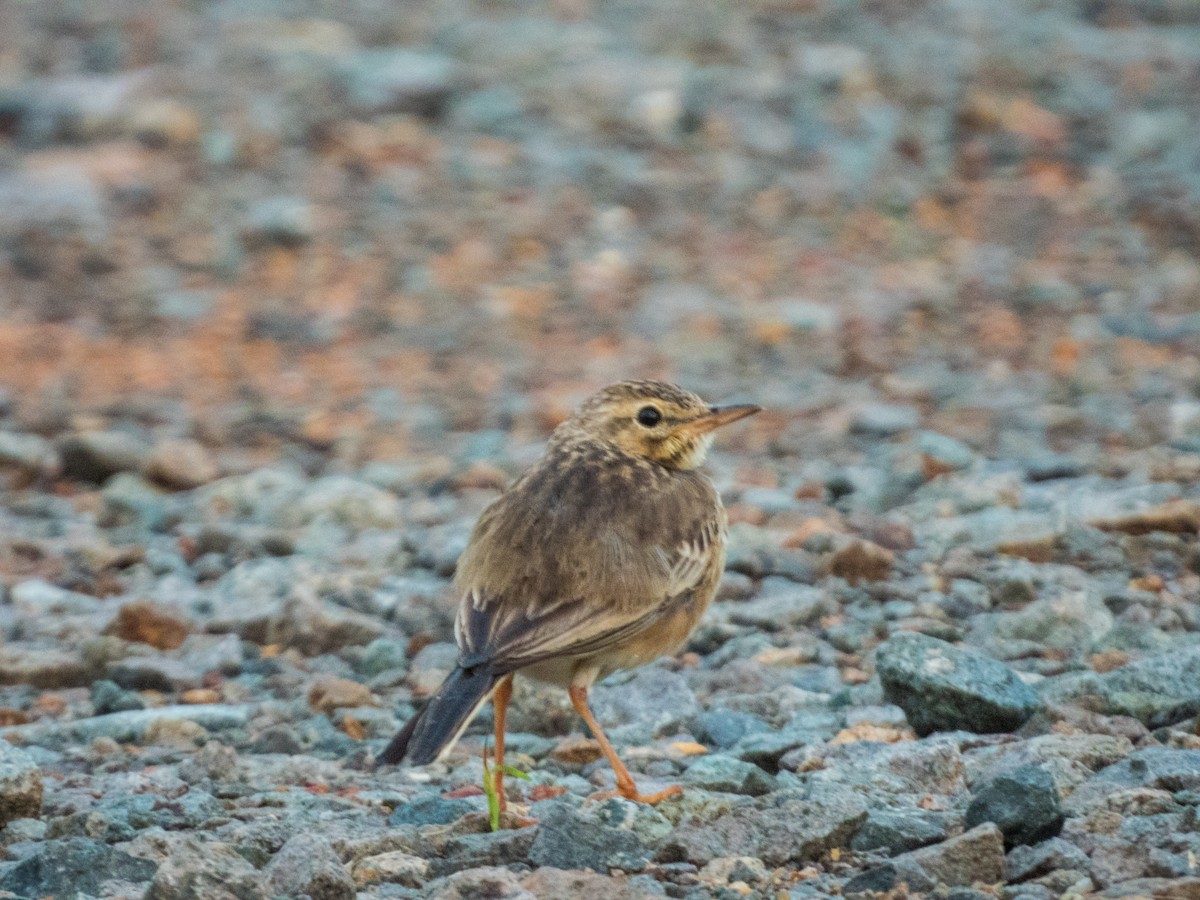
[636,406,662,427]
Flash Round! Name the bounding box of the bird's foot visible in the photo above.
[588,784,683,805]
[622,784,683,804]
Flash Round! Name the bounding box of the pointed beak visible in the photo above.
[684,403,762,436]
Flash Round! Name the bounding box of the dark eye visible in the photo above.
[636,406,662,427]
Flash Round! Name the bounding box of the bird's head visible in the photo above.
[563,380,761,470]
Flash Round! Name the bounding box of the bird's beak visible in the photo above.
[684,403,762,436]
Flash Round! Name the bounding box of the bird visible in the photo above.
[376,380,760,808]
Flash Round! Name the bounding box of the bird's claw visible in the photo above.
[587,784,683,805]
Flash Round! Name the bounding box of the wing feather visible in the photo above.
[451,453,725,673]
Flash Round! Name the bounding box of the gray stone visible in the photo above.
[350,850,429,887]
[0,431,50,473]
[0,742,41,826]
[876,632,1042,735]
[264,833,355,900]
[851,807,952,854]
[0,644,93,689]
[358,638,409,677]
[340,49,458,117]
[901,823,1006,887]
[682,754,777,796]
[284,475,401,529]
[850,403,921,437]
[438,826,538,875]
[389,793,480,826]
[107,655,202,692]
[966,765,1065,848]
[145,837,267,899]
[696,709,770,749]
[527,801,648,872]
[1092,644,1200,724]
[100,473,172,532]
[1065,747,1200,815]
[658,784,867,866]
[58,430,150,482]
[0,837,157,897]
[590,668,701,742]
[1005,837,1091,883]
[240,196,315,249]
[424,865,530,900]
[0,704,251,749]
[917,431,975,470]
[91,678,146,714]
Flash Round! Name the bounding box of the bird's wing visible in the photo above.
[454,514,724,673]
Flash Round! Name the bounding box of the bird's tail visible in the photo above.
[375,665,498,767]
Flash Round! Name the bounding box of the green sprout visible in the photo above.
[481,740,531,831]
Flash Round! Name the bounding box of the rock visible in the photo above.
[266,588,384,655]
[0,645,93,688]
[351,850,429,887]
[58,431,151,483]
[340,49,458,117]
[521,868,664,898]
[903,822,1006,887]
[978,590,1113,652]
[0,742,41,825]
[99,473,172,532]
[425,865,531,900]
[91,679,146,714]
[1065,747,1200,815]
[724,525,818,582]
[285,475,402,529]
[1097,877,1200,898]
[11,579,100,616]
[696,709,770,749]
[1089,644,1200,724]
[827,538,894,584]
[145,837,268,899]
[264,833,355,900]
[851,807,951,854]
[850,403,920,437]
[439,827,539,875]
[1005,837,1091,883]
[307,676,375,713]
[358,638,408,677]
[965,764,1065,848]
[590,668,701,743]
[0,704,251,749]
[697,856,769,887]
[0,431,50,474]
[527,800,648,872]
[240,196,316,249]
[917,431,975,471]
[250,724,304,755]
[0,837,157,897]
[389,793,479,826]
[106,655,202,692]
[658,785,867,866]
[682,754,777,796]
[105,600,191,650]
[876,632,1042,735]
[147,439,220,489]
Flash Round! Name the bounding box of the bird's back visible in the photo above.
[453,435,723,619]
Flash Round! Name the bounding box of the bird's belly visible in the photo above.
[520,591,710,688]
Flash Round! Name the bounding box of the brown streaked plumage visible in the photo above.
[376,380,760,807]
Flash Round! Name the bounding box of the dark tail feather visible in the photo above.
[375,666,497,767]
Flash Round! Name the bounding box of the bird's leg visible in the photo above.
[568,683,682,804]
[492,674,513,814]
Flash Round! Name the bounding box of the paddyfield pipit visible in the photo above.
[377,380,760,806]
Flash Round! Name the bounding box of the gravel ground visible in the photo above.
[2,0,1200,897]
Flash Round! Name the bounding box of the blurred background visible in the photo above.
[1,0,1199,480]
